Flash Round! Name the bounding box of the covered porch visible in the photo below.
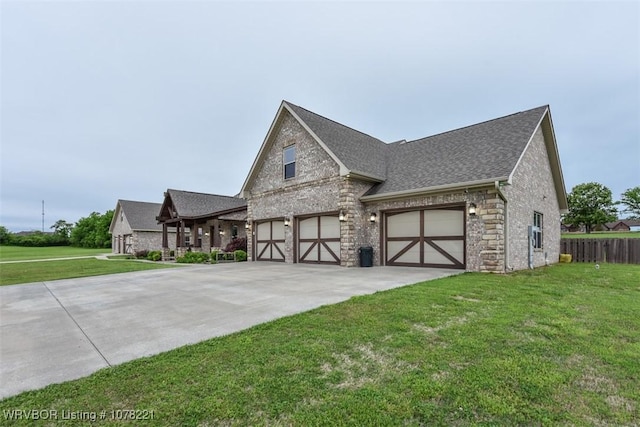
[156,189,248,261]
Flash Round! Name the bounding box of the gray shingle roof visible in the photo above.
[285,102,388,180]
[118,200,163,231]
[167,189,246,217]
[284,102,548,196]
[365,106,549,196]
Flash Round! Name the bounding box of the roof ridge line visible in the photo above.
[168,189,241,199]
[404,105,549,144]
[284,101,387,145]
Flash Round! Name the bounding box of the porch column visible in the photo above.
[180,221,186,247]
[162,223,168,248]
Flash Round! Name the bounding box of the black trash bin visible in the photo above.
[358,246,373,267]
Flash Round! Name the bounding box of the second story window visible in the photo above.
[284,145,296,179]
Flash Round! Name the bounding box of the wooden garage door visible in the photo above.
[255,220,286,262]
[298,215,340,265]
[385,207,465,269]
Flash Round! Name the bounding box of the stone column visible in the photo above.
[479,190,506,272]
[339,177,358,267]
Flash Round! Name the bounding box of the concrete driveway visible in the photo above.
[0,262,458,398]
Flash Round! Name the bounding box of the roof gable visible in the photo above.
[240,101,387,196]
[161,189,246,218]
[284,102,388,181]
[110,200,163,232]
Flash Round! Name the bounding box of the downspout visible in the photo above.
[494,181,510,272]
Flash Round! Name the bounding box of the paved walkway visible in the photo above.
[0,263,458,398]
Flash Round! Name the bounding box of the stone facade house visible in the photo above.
[156,189,247,259]
[109,200,175,254]
[240,101,568,272]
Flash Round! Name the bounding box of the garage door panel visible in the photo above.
[390,241,420,264]
[298,215,340,265]
[432,240,464,263]
[299,242,317,261]
[387,211,420,238]
[320,242,340,263]
[257,222,271,239]
[272,221,285,240]
[424,241,464,266]
[256,220,286,262]
[424,210,464,236]
[271,247,285,260]
[386,208,465,269]
[320,216,340,238]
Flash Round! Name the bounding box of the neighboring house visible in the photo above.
[156,189,247,259]
[603,219,640,232]
[109,200,175,254]
[240,101,568,272]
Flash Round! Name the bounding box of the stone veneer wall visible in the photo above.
[246,109,342,263]
[502,125,561,270]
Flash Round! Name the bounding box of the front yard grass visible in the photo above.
[0,258,179,286]
[0,246,110,261]
[0,263,638,425]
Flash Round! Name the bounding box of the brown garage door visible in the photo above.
[385,207,465,269]
[298,215,340,265]
[255,220,286,262]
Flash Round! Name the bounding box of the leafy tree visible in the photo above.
[620,186,640,219]
[0,226,12,245]
[564,182,617,233]
[50,219,73,241]
[70,210,113,248]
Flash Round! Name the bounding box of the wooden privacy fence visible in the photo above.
[560,238,640,264]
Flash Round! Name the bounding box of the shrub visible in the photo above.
[135,250,149,259]
[224,237,247,253]
[234,250,247,262]
[147,250,162,261]
[210,250,219,264]
[176,251,210,264]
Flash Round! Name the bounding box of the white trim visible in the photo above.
[360,178,507,202]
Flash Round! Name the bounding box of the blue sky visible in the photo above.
[1,1,638,231]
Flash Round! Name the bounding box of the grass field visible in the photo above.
[0,246,178,286]
[0,246,109,261]
[0,257,180,286]
[562,231,640,239]
[0,263,637,426]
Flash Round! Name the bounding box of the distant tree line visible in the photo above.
[563,184,639,233]
[0,210,113,248]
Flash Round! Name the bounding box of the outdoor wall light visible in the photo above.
[245,221,250,230]
[339,210,346,222]
[284,217,290,227]
[468,203,477,216]
[369,212,377,223]
[219,230,225,236]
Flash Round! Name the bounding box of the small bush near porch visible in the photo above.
[1,263,637,425]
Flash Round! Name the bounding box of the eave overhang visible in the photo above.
[360,177,508,203]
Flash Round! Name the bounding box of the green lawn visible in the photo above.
[0,258,179,286]
[0,246,109,261]
[1,263,638,426]
[562,231,640,239]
